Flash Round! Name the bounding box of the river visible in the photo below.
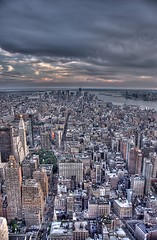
[92,91,157,111]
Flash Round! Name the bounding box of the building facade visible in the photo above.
[114,199,132,219]
[0,217,8,240]
[59,160,83,183]
[0,127,13,162]
[5,155,22,221]
[22,179,44,227]
[33,169,48,200]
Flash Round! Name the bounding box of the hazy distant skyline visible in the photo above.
[1,0,157,89]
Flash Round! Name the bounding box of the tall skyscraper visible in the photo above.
[128,147,142,175]
[121,138,128,161]
[19,115,28,157]
[28,114,34,147]
[143,159,153,195]
[22,179,44,227]
[135,148,142,175]
[0,127,13,162]
[126,139,135,164]
[55,130,62,148]
[33,169,48,200]
[95,163,101,184]
[12,136,25,164]
[5,155,22,221]
[150,152,157,178]
[0,217,8,240]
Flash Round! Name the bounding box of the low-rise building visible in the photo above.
[73,221,89,240]
[114,199,132,219]
[87,198,110,218]
[50,221,73,240]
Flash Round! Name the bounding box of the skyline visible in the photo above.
[1,0,157,88]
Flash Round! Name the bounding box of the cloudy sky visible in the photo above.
[0,0,157,89]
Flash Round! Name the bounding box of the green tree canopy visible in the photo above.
[38,149,58,172]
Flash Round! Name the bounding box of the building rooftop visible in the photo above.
[114,199,132,208]
[50,221,73,236]
[0,163,7,168]
[0,217,7,229]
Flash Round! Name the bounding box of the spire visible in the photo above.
[19,115,25,130]
[18,115,28,157]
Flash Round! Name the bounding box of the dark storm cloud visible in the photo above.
[1,0,157,87]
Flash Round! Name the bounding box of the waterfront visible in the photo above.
[94,91,157,110]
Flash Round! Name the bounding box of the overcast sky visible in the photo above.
[0,0,157,89]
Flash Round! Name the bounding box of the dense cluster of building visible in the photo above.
[1,89,157,239]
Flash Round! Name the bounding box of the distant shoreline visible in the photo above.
[1,87,157,93]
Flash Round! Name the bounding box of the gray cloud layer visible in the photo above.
[0,0,157,88]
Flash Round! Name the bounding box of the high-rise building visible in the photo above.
[131,175,145,198]
[55,130,62,148]
[121,138,128,161]
[95,163,101,184]
[12,136,25,164]
[126,139,135,164]
[19,115,28,157]
[22,179,44,227]
[128,147,142,175]
[0,127,13,162]
[5,155,22,221]
[41,131,51,150]
[22,155,39,179]
[59,159,83,183]
[150,152,157,178]
[33,169,48,200]
[143,159,153,195]
[134,131,143,149]
[27,114,34,147]
[135,149,142,175]
[0,217,8,240]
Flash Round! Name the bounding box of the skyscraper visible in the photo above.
[12,136,25,164]
[19,115,28,157]
[96,163,102,184]
[150,152,157,178]
[33,169,48,200]
[28,114,34,147]
[41,131,51,150]
[0,127,13,162]
[128,147,142,175]
[143,159,153,195]
[5,155,22,221]
[22,179,44,227]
